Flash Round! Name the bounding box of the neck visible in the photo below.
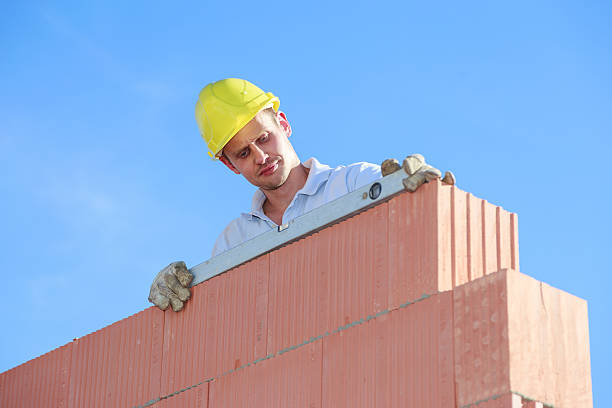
[262,163,309,225]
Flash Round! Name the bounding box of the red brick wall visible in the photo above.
[0,181,592,408]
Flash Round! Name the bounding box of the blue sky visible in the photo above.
[1,0,610,404]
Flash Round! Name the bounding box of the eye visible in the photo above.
[258,133,269,143]
[238,149,249,159]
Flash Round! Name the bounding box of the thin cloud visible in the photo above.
[38,7,122,76]
[38,7,177,105]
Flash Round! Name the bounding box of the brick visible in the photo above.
[454,269,592,408]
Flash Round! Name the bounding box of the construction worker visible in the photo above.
[148,78,453,312]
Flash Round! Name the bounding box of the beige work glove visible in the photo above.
[381,154,455,191]
[148,261,193,312]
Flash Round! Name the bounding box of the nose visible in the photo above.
[251,144,268,165]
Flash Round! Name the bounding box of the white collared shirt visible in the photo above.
[211,157,381,256]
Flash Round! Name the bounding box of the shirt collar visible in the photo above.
[298,157,333,196]
[248,157,332,218]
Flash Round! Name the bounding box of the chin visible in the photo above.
[258,174,288,191]
[259,181,284,191]
[258,168,290,189]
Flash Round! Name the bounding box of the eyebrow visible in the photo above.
[229,131,270,155]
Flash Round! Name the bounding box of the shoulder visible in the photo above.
[328,161,382,191]
[341,161,381,177]
[306,157,380,183]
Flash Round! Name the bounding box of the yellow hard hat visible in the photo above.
[195,78,280,158]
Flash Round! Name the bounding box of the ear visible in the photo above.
[277,111,292,138]
[219,155,241,174]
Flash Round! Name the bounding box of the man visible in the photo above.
[148,78,453,312]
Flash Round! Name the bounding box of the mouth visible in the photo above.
[259,161,279,176]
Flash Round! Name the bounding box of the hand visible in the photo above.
[148,261,194,312]
[381,154,455,191]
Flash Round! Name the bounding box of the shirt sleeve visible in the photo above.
[346,162,382,192]
[211,217,245,257]
[211,214,275,257]
[211,225,233,257]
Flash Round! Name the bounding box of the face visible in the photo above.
[221,110,299,190]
